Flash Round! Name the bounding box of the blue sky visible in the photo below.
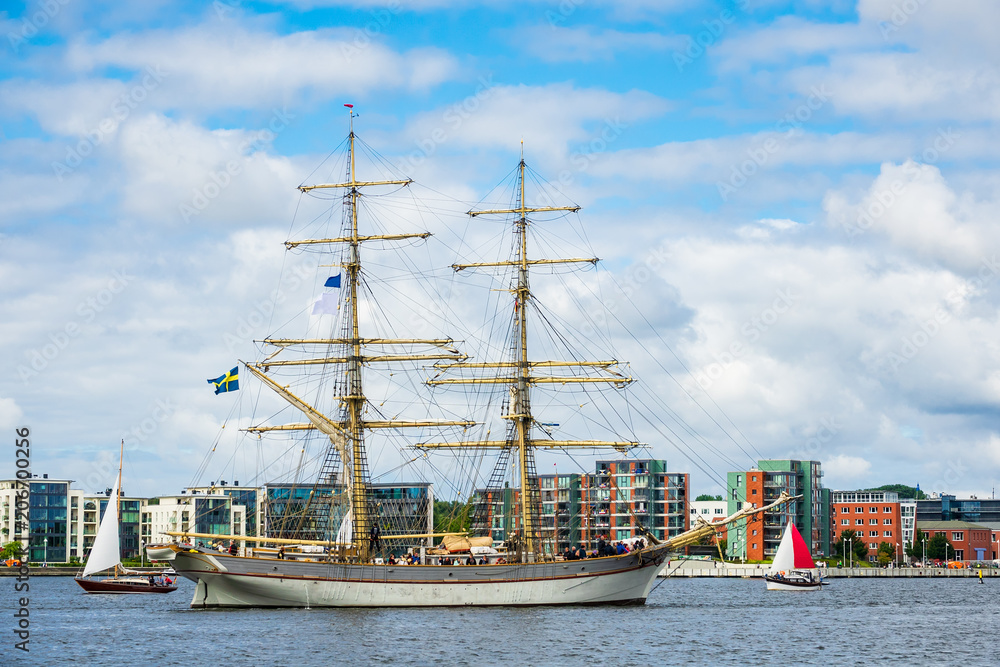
[2,0,999,500]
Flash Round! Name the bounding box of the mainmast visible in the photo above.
[244,106,472,561]
[422,147,638,561]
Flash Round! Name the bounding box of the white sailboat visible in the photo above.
[76,441,177,594]
[764,521,823,591]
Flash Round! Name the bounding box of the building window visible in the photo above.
[752,530,757,536]
[843,507,850,513]
[884,531,892,537]
[869,507,877,513]
[869,543,877,549]
[736,475,742,486]
[856,507,863,513]
[752,475,757,482]
[869,531,877,537]
[714,508,724,514]
[883,507,891,513]
[752,543,757,550]
[841,519,848,525]
[883,518,892,525]
[856,519,863,525]
[690,509,696,515]
[952,532,964,541]
[870,519,877,525]
[751,489,757,495]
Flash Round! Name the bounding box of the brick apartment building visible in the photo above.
[831,490,908,563]
[916,520,993,562]
[726,459,830,561]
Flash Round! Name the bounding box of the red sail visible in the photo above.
[789,522,817,569]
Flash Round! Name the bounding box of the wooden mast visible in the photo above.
[245,106,471,562]
[421,146,639,561]
[115,438,123,577]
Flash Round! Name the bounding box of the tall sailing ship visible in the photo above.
[160,108,790,607]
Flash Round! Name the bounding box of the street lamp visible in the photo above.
[141,540,146,568]
[43,537,48,565]
[921,536,927,569]
[847,538,853,569]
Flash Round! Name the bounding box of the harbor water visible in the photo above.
[4,575,998,665]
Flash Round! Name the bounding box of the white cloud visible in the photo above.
[824,454,872,484]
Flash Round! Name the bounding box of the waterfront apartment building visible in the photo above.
[915,520,993,562]
[726,460,830,561]
[0,476,83,563]
[142,492,246,550]
[85,491,144,560]
[689,499,729,546]
[831,490,904,563]
[474,459,689,555]
[917,495,1000,524]
[262,481,434,552]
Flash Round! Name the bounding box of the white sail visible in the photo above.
[768,522,795,574]
[83,478,122,576]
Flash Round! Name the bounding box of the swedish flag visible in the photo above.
[208,366,239,394]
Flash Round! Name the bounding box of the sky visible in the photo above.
[2,0,999,501]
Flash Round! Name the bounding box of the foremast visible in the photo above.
[422,148,637,561]
[244,107,471,561]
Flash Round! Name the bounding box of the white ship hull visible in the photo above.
[171,546,668,608]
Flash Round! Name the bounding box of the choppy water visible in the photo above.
[3,575,998,665]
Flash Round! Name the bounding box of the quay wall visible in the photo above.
[659,560,999,578]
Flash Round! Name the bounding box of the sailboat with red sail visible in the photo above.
[764,521,824,591]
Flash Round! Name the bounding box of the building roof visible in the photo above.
[916,520,989,530]
[974,521,1000,530]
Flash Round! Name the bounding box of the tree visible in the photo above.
[869,484,926,500]
[926,533,953,561]
[695,494,723,502]
[905,528,925,560]
[1,541,25,560]
[834,529,869,564]
[877,542,895,566]
[433,500,472,535]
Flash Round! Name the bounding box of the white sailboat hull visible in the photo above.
[764,576,822,592]
[173,547,667,608]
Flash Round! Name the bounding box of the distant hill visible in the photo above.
[867,484,927,500]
